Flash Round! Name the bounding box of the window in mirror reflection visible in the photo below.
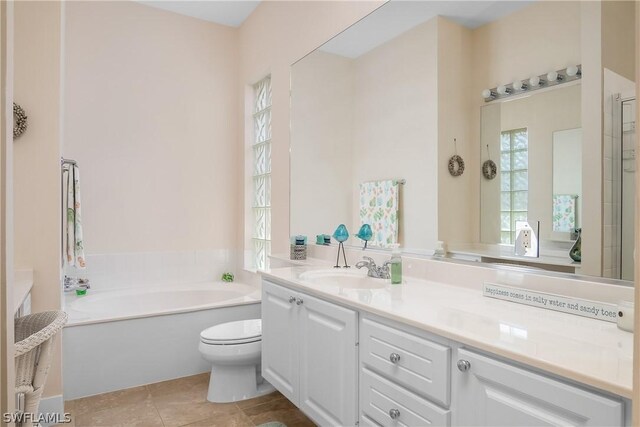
[500,128,528,244]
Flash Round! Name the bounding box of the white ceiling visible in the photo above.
[320,1,535,59]
[136,1,261,28]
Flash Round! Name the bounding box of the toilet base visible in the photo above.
[206,364,275,403]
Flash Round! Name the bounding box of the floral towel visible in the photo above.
[552,194,578,232]
[359,180,399,248]
[64,165,86,268]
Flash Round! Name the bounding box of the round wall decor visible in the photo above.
[482,159,497,180]
[13,102,27,140]
[448,155,465,177]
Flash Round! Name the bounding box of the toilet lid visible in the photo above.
[200,319,262,345]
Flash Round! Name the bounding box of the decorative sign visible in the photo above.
[483,283,618,323]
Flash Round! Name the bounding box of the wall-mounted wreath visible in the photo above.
[13,102,27,140]
[448,154,465,177]
[482,159,497,180]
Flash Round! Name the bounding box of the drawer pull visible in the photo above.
[296,297,304,305]
[389,353,401,364]
[457,359,471,372]
[389,408,401,419]
[289,296,296,303]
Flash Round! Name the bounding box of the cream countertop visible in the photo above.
[14,269,34,314]
[261,265,633,399]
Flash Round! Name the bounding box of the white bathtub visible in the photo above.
[63,282,261,399]
[65,282,260,326]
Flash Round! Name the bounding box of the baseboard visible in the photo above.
[38,395,65,427]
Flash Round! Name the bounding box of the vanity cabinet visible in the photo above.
[455,348,624,427]
[261,280,358,427]
[360,316,452,426]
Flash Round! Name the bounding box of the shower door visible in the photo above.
[620,97,636,281]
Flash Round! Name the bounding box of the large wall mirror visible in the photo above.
[480,85,582,248]
[290,0,636,283]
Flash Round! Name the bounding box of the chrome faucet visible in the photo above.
[64,276,90,293]
[355,256,391,279]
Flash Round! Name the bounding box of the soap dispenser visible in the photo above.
[390,244,402,284]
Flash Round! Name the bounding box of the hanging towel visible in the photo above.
[552,194,578,232]
[359,180,399,247]
[64,165,86,268]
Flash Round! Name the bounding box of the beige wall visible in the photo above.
[238,1,384,260]
[1,0,14,415]
[64,1,239,254]
[351,18,438,252]
[437,17,474,246]
[290,51,354,240]
[14,1,63,398]
[602,0,636,82]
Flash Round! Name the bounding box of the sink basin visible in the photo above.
[299,269,386,289]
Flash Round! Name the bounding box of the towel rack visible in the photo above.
[363,179,406,185]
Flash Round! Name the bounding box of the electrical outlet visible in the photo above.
[522,230,531,249]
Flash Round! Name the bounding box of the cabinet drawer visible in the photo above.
[360,317,451,406]
[360,367,450,427]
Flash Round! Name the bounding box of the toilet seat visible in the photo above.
[200,319,262,345]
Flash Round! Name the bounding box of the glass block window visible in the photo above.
[500,128,528,244]
[252,76,272,270]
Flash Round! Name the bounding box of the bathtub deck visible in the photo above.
[62,373,315,427]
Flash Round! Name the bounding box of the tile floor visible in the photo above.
[63,373,315,427]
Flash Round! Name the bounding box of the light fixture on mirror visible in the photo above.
[566,65,581,77]
[529,75,544,88]
[482,64,582,102]
[496,85,512,96]
[512,80,528,91]
[547,70,563,82]
[481,88,497,100]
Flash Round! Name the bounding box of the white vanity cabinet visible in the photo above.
[454,349,624,427]
[359,315,453,426]
[261,280,358,427]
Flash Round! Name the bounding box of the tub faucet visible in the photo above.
[64,276,90,293]
[355,256,391,279]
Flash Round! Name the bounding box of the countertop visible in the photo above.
[261,265,633,399]
[448,243,579,269]
[14,269,34,314]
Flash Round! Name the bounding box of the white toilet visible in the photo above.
[198,318,274,403]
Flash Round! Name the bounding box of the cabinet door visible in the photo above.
[261,281,299,404]
[456,349,623,427]
[298,293,358,427]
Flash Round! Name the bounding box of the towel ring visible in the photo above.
[448,155,465,177]
[482,160,497,180]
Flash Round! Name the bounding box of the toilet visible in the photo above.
[198,318,275,403]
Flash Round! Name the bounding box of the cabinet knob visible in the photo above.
[288,296,296,303]
[389,353,401,364]
[296,297,304,305]
[457,359,471,372]
[389,408,401,420]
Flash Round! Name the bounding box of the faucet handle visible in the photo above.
[362,256,376,266]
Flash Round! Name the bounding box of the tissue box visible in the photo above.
[290,244,307,261]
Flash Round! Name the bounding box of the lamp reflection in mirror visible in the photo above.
[566,65,581,77]
[482,89,496,100]
[529,75,544,87]
[512,80,527,91]
[497,85,512,96]
[547,70,562,82]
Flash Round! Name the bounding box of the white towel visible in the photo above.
[64,165,86,268]
[359,180,399,248]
